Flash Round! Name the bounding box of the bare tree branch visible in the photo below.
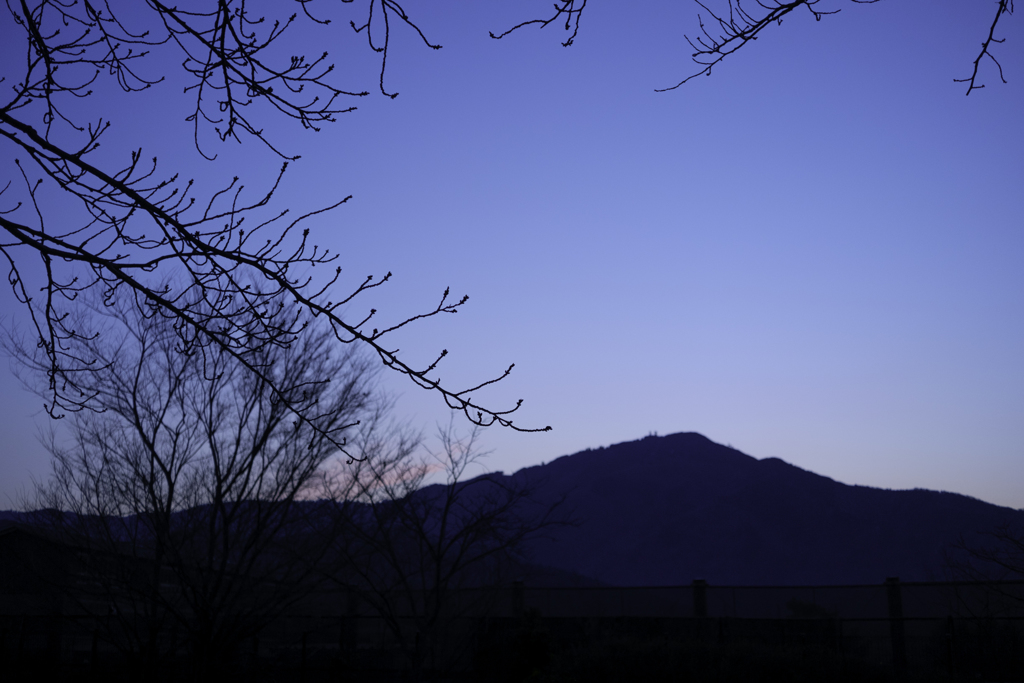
[490,0,588,47]
[658,0,842,91]
[316,416,570,678]
[1,0,550,452]
[12,292,375,677]
[955,0,1015,95]
[347,0,443,98]
[492,0,1016,94]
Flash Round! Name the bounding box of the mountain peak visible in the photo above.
[517,433,1023,586]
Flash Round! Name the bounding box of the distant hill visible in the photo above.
[6,432,1021,587]
[503,432,1024,586]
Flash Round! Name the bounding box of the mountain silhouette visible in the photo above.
[501,432,1023,586]
[5,432,1020,588]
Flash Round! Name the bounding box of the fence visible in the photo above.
[3,579,1023,681]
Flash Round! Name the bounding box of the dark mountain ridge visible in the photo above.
[500,432,1023,586]
[5,432,1020,587]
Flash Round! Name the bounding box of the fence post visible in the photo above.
[886,577,907,679]
[837,618,844,663]
[17,615,26,665]
[513,581,525,620]
[944,615,956,678]
[692,579,708,618]
[300,630,308,683]
[341,588,358,653]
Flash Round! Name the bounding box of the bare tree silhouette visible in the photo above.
[492,0,1016,94]
[0,1,548,451]
[317,418,569,681]
[948,523,1024,613]
[7,289,377,680]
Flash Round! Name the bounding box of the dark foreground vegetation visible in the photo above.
[3,614,1022,682]
[3,575,1023,683]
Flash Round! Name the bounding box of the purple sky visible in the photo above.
[2,1,1022,509]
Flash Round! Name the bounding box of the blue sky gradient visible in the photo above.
[2,1,1022,508]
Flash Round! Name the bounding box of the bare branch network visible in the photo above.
[1,0,550,458]
[491,0,1016,94]
[4,0,1012,455]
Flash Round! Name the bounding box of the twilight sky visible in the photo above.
[1,1,1022,509]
